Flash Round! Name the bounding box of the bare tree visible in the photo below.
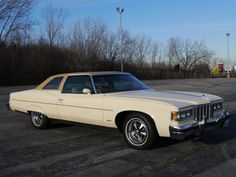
[68,18,109,70]
[134,36,151,67]
[118,30,135,68]
[167,37,212,75]
[42,4,66,47]
[105,32,119,68]
[0,0,33,43]
[122,33,137,69]
[83,18,107,59]
[151,42,158,65]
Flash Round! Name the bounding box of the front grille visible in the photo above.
[194,104,210,121]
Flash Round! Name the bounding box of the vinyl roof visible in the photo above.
[54,71,130,77]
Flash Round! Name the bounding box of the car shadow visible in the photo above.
[153,137,181,148]
[49,119,120,134]
[49,120,74,129]
[48,113,236,148]
[153,112,236,148]
[193,112,236,145]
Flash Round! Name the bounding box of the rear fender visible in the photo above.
[27,105,45,116]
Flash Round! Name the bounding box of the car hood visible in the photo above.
[106,89,222,108]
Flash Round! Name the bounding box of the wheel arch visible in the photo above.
[115,110,159,134]
[27,105,46,116]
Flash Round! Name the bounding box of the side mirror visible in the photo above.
[82,88,92,94]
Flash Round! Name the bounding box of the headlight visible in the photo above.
[212,102,222,111]
[171,109,193,121]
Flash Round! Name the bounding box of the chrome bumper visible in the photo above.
[169,110,230,140]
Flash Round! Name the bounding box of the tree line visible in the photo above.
[0,0,213,85]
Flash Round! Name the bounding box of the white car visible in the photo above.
[8,72,230,149]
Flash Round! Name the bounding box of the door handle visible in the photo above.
[58,99,63,102]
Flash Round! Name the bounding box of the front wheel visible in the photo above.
[30,111,51,129]
[123,113,157,150]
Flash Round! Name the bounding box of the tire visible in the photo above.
[30,111,51,129]
[122,113,158,150]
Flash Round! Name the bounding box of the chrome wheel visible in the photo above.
[31,112,44,127]
[125,118,149,146]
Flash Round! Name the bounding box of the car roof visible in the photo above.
[36,71,131,90]
[53,71,130,77]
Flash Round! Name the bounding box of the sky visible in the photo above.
[32,0,236,65]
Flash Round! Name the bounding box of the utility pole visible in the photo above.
[226,33,230,78]
[116,7,124,72]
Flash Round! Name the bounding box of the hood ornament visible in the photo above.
[201,93,209,100]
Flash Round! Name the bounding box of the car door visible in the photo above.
[57,75,104,125]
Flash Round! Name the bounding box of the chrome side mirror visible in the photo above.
[82,88,92,94]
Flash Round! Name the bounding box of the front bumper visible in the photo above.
[169,110,230,140]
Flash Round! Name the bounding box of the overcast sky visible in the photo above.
[32,0,236,63]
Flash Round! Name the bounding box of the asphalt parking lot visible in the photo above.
[0,78,236,177]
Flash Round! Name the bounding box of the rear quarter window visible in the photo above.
[43,77,63,90]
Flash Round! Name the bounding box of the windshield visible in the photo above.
[92,74,149,93]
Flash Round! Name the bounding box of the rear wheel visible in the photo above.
[123,113,157,150]
[30,111,50,129]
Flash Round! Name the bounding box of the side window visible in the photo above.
[62,75,93,94]
[43,77,63,90]
[93,76,115,93]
